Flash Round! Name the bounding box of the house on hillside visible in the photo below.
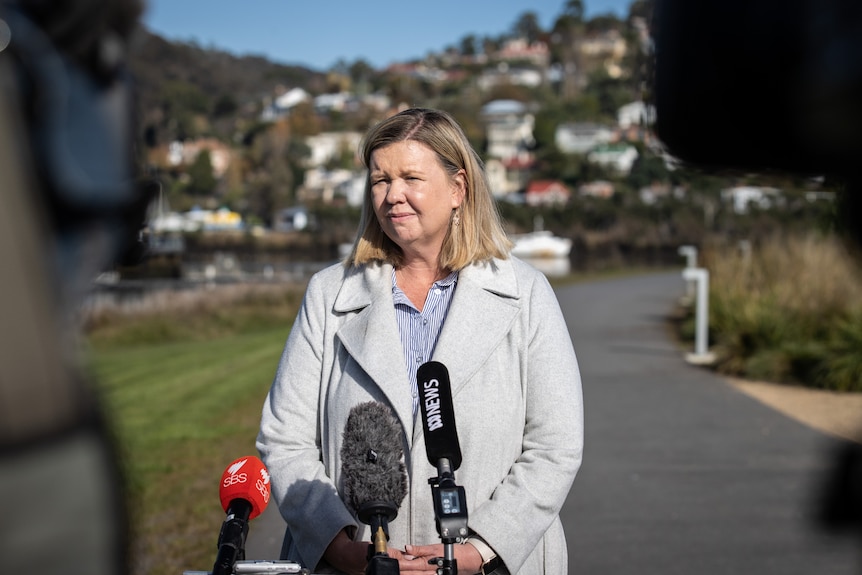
[639,183,686,204]
[617,101,656,129]
[578,180,615,199]
[478,65,544,91]
[494,37,550,67]
[166,138,233,177]
[313,92,352,113]
[525,180,570,207]
[299,167,356,204]
[481,99,535,161]
[578,29,628,78]
[304,132,362,168]
[274,206,312,232]
[486,156,535,199]
[721,186,783,214]
[587,143,639,175]
[555,122,615,154]
[261,87,311,121]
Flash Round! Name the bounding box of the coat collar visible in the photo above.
[432,258,521,396]
[332,259,522,429]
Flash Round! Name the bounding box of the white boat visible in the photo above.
[510,230,572,258]
[511,217,573,259]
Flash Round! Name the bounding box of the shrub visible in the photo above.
[702,234,862,391]
[83,282,305,349]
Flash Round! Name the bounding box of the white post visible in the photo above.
[678,245,698,302]
[677,245,698,269]
[681,267,716,365]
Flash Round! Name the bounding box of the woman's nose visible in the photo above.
[386,179,406,202]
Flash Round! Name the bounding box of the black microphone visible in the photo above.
[417,361,462,471]
[417,361,469,560]
[341,401,407,575]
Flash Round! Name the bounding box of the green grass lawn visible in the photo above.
[88,327,290,575]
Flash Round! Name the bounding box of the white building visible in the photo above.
[477,65,544,91]
[481,99,535,161]
[261,87,311,121]
[555,122,615,154]
[617,101,656,129]
[313,92,352,113]
[587,143,639,175]
[338,174,366,207]
[274,207,311,232]
[721,186,782,214]
[304,132,362,168]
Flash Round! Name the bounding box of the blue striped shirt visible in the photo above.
[392,269,458,416]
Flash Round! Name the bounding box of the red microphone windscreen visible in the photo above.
[218,456,271,520]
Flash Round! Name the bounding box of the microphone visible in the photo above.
[212,456,272,575]
[417,361,469,558]
[417,361,462,471]
[341,402,407,575]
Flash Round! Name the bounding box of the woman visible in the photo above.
[257,108,583,575]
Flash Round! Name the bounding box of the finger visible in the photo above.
[405,543,442,557]
[398,556,436,573]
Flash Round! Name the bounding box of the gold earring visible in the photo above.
[452,210,461,226]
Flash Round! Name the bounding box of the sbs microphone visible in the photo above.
[341,401,407,570]
[219,456,271,520]
[212,456,272,575]
[417,361,462,471]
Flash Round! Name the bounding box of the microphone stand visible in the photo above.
[212,499,251,575]
[358,501,400,575]
[428,458,468,575]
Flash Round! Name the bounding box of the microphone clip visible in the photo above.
[427,457,468,575]
[428,458,469,542]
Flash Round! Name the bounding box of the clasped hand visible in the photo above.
[325,532,483,575]
[398,543,482,574]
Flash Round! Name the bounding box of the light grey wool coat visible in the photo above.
[256,256,584,574]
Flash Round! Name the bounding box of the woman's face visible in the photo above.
[369,140,464,262]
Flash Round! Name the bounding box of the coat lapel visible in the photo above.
[333,263,416,432]
[330,259,522,432]
[432,258,521,396]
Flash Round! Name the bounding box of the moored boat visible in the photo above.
[510,229,572,258]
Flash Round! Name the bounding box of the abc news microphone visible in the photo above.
[341,401,407,575]
[212,456,272,575]
[417,361,469,575]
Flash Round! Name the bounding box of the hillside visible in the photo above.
[129,28,327,144]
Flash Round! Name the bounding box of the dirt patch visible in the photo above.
[727,378,862,444]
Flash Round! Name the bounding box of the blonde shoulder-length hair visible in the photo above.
[345,108,512,270]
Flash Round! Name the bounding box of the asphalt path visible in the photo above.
[245,270,862,574]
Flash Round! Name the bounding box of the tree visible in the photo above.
[460,34,478,57]
[185,149,216,196]
[582,69,634,119]
[212,94,238,118]
[512,11,542,43]
[349,59,375,95]
[562,0,584,24]
[482,36,500,59]
[244,121,297,224]
[628,0,655,21]
[288,101,323,137]
[550,1,587,99]
[585,14,624,33]
[628,149,671,190]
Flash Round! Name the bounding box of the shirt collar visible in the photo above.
[391,269,459,292]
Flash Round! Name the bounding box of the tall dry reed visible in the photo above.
[82,282,305,348]
[701,234,862,390]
